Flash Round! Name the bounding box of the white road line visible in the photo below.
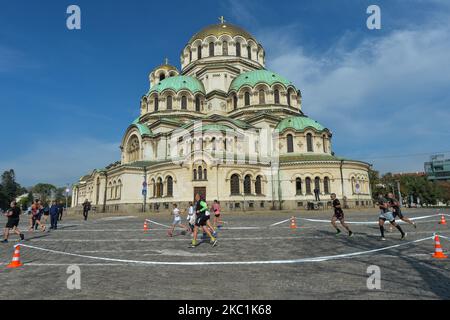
[14,235,435,266]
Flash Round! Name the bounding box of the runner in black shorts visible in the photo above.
[387,193,416,228]
[2,201,25,243]
[330,193,353,237]
[189,194,217,248]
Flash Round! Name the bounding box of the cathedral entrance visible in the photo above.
[193,187,206,202]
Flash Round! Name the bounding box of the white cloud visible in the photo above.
[252,10,450,173]
[0,137,120,187]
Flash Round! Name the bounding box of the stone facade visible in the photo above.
[72,20,373,213]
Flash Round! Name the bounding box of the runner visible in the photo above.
[167,203,189,237]
[29,199,46,232]
[212,200,223,229]
[377,194,406,241]
[41,202,50,225]
[186,202,195,234]
[387,192,416,229]
[189,194,217,248]
[330,193,353,237]
[1,201,25,243]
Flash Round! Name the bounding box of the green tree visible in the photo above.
[0,169,26,210]
[32,183,57,204]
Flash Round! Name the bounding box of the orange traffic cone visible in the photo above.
[144,220,149,232]
[290,217,297,229]
[432,235,448,259]
[439,215,447,225]
[7,245,23,268]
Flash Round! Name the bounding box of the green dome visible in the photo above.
[132,118,152,136]
[229,70,293,92]
[276,116,327,132]
[148,76,205,95]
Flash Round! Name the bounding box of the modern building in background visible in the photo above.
[72,19,372,213]
[425,154,450,182]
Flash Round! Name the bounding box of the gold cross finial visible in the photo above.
[164,57,169,65]
[219,16,226,24]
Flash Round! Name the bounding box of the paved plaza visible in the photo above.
[0,208,449,300]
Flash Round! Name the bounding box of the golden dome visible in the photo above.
[152,58,178,73]
[188,23,256,44]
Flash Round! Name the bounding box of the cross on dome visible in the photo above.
[219,16,226,24]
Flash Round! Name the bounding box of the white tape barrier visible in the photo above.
[17,235,435,266]
[145,219,172,228]
[297,214,449,225]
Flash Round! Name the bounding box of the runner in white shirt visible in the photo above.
[187,202,196,234]
[168,203,189,237]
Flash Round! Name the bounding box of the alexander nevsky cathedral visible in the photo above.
[72,18,373,213]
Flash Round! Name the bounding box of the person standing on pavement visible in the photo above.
[57,200,64,221]
[82,199,91,221]
[49,200,59,230]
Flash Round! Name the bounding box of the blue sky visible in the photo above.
[0,0,449,187]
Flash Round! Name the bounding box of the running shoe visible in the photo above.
[401,233,407,240]
[189,241,198,248]
[335,229,341,235]
[167,231,173,237]
[212,231,218,238]
[20,234,25,241]
[1,239,8,244]
[349,231,354,237]
[380,237,386,241]
[413,223,417,229]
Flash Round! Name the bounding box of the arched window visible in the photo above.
[159,73,165,82]
[189,49,192,63]
[181,95,187,110]
[230,174,240,195]
[96,178,101,204]
[118,180,122,199]
[274,89,280,104]
[244,175,252,195]
[203,169,207,180]
[287,89,292,106]
[157,178,163,197]
[314,177,321,193]
[193,169,197,181]
[167,176,173,197]
[211,137,216,151]
[322,135,327,153]
[233,94,238,110]
[258,89,265,104]
[351,177,356,193]
[222,41,228,55]
[244,91,250,106]
[255,176,262,195]
[306,133,313,152]
[209,42,215,57]
[305,177,312,194]
[247,45,252,59]
[296,178,302,195]
[197,45,202,59]
[198,166,203,180]
[151,179,156,197]
[236,42,241,57]
[195,96,201,112]
[154,96,159,112]
[166,95,172,110]
[287,134,294,153]
[324,177,330,194]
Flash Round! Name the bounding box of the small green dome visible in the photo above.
[276,116,327,132]
[132,118,152,136]
[148,76,205,95]
[229,70,293,92]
